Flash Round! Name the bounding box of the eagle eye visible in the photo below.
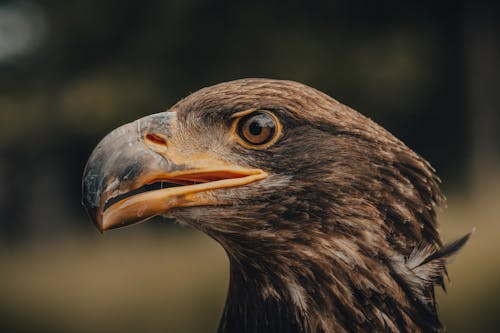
[233,111,281,148]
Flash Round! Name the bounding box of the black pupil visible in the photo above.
[249,121,262,135]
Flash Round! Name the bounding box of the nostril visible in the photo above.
[145,133,168,146]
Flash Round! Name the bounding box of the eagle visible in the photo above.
[82,78,469,333]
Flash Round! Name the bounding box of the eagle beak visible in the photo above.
[82,112,267,232]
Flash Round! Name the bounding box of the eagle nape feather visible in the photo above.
[82,78,471,333]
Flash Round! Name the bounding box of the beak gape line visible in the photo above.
[82,111,268,232]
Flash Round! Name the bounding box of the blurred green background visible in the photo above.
[0,0,499,332]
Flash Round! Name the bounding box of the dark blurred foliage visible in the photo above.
[0,0,499,332]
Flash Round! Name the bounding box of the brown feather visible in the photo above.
[164,78,470,332]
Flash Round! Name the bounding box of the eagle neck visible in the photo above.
[217,258,312,333]
[214,230,443,333]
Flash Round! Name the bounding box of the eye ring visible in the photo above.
[232,110,282,149]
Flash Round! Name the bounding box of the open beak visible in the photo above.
[82,112,267,232]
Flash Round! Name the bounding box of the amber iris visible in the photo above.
[237,111,278,146]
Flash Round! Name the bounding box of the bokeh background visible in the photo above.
[1,0,499,332]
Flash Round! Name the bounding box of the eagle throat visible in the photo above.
[215,235,453,333]
[209,209,470,333]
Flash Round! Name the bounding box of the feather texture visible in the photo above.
[165,79,472,333]
[155,79,470,332]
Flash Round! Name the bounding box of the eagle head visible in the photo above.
[82,78,469,333]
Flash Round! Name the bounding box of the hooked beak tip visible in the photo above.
[82,202,105,233]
